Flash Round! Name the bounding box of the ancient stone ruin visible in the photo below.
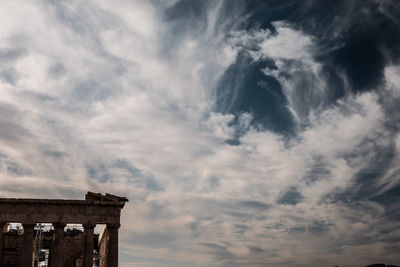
[0,192,128,267]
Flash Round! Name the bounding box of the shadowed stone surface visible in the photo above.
[0,192,128,267]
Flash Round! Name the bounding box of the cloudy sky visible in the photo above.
[1,0,400,266]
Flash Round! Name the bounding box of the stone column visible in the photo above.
[83,223,96,267]
[20,223,35,267]
[0,222,6,259]
[50,222,66,267]
[106,223,120,267]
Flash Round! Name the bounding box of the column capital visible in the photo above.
[83,222,96,229]
[53,222,66,229]
[107,223,121,229]
[22,223,36,229]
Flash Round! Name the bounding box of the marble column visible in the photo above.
[106,223,120,267]
[83,223,96,267]
[20,223,35,267]
[0,222,6,260]
[50,222,66,267]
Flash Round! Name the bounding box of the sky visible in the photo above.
[1,0,400,266]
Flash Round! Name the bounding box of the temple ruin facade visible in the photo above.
[0,192,128,267]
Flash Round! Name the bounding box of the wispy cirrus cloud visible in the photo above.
[0,1,400,266]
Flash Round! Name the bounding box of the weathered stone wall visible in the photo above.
[1,228,102,267]
[1,230,22,267]
[63,229,84,267]
[0,192,127,267]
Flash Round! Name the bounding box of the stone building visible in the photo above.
[0,192,128,267]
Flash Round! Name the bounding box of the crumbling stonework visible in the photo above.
[0,192,128,267]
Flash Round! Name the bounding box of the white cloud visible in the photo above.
[259,21,314,63]
[384,65,400,95]
[230,21,328,126]
[0,1,399,266]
